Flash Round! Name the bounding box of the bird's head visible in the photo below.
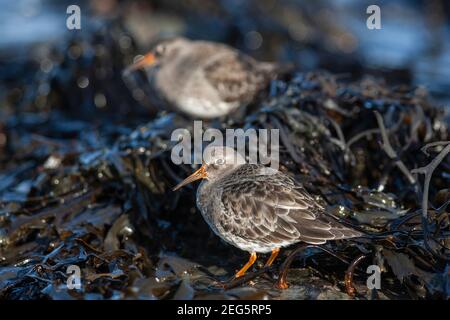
[172,146,245,191]
[123,37,190,75]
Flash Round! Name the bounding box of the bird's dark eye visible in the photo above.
[215,158,225,165]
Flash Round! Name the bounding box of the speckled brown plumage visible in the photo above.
[203,51,275,105]
[198,164,362,253]
[127,37,277,119]
[173,146,362,280]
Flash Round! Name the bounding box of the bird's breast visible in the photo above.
[196,180,227,236]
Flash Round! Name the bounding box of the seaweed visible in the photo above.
[0,0,449,300]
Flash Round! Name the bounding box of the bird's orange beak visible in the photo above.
[123,52,156,75]
[172,165,207,191]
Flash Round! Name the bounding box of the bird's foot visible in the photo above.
[276,279,289,289]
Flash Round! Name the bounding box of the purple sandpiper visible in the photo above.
[124,37,278,119]
[173,146,362,288]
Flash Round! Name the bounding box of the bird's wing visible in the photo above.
[219,168,361,246]
[203,51,275,104]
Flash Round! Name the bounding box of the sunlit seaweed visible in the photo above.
[0,3,449,300]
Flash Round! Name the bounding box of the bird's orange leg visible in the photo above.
[264,248,280,267]
[277,278,289,289]
[235,252,257,278]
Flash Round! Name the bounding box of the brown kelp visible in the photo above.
[0,2,449,300]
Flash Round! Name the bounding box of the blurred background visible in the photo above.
[1,0,449,123]
[0,0,449,300]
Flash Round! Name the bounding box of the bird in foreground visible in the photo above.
[173,146,362,288]
[124,37,278,119]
